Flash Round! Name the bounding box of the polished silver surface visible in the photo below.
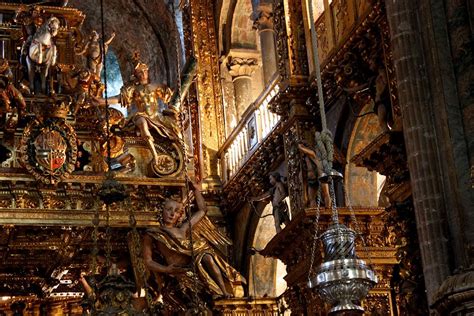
[319,170,343,182]
[310,225,378,313]
[320,224,357,260]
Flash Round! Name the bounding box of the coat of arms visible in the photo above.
[20,119,77,184]
[34,129,68,171]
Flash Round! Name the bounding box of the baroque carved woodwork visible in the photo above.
[188,0,225,181]
[304,1,401,131]
[0,3,193,312]
[274,0,308,81]
[261,208,397,315]
[222,126,284,212]
[351,131,428,314]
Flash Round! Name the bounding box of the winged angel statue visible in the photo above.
[142,181,246,311]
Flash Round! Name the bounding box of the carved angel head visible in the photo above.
[161,198,185,227]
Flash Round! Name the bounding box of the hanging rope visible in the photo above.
[307,0,326,131]
[305,4,376,302]
[304,0,336,180]
[169,1,203,311]
[99,0,111,171]
[314,130,334,175]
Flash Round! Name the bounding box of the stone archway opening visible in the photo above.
[248,203,287,297]
[345,104,386,207]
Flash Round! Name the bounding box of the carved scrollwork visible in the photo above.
[150,140,185,177]
[284,124,304,214]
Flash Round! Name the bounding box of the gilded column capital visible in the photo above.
[252,3,274,31]
[227,56,258,79]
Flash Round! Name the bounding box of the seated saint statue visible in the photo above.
[115,60,181,169]
[142,181,245,304]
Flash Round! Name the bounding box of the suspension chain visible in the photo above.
[170,2,203,311]
[126,199,154,308]
[343,182,373,266]
[328,178,338,224]
[91,203,100,276]
[99,0,112,169]
[307,184,321,286]
[105,204,112,270]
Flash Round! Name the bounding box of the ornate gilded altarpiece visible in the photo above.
[0,3,189,313]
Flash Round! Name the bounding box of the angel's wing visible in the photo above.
[193,215,232,249]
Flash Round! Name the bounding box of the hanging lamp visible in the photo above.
[85,0,143,314]
[305,0,377,313]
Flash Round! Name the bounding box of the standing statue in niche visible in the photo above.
[249,172,291,233]
[368,58,392,131]
[142,181,245,308]
[76,30,115,79]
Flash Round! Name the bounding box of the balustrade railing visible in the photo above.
[218,78,280,183]
[217,1,374,184]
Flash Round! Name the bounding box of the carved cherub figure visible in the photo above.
[249,172,291,233]
[0,58,26,117]
[70,68,103,114]
[143,181,245,304]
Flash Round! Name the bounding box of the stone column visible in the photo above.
[385,0,468,311]
[228,56,258,118]
[253,3,277,85]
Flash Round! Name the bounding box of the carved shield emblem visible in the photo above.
[34,129,67,171]
[20,119,78,184]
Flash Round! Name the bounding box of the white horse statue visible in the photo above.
[27,17,60,94]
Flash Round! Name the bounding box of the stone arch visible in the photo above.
[248,203,287,297]
[217,0,235,54]
[345,104,385,206]
[231,0,257,49]
[69,0,180,87]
